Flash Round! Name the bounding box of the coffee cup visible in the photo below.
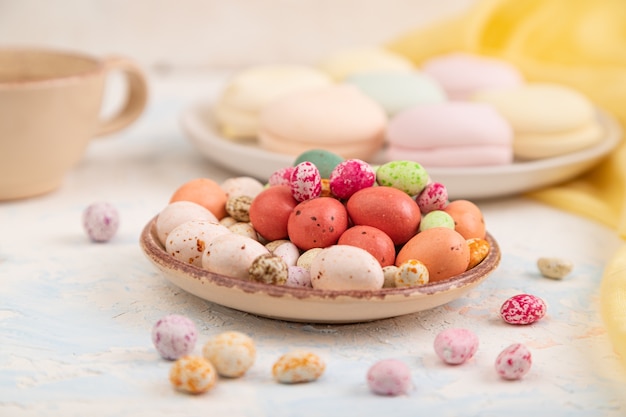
[0,47,148,200]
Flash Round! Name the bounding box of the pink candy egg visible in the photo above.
[495,343,532,380]
[367,359,412,396]
[290,161,322,202]
[416,182,448,214]
[500,294,547,325]
[329,158,376,199]
[152,314,198,360]
[83,202,120,242]
[433,328,479,365]
[269,166,295,186]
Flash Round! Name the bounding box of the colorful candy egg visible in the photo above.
[376,160,429,196]
[290,161,322,202]
[328,159,376,199]
[367,359,412,396]
[201,233,269,279]
[169,177,228,219]
[165,219,231,267]
[444,199,486,240]
[500,294,547,325]
[294,149,344,178]
[202,331,256,378]
[310,245,384,290]
[337,225,396,267]
[287,197,349,250]
[433,328,479,365]
[416,182,448,213]
[248,253,289,285]
[152,314,198,360]
[419,210,455,232]
[272,350,325,384]
[495,343,532,380]
[169,355,217,394]
[249,185,298,241]
[155,201,218,246]
[395,259,429,287]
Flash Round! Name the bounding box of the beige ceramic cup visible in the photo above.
[0,47,148,200]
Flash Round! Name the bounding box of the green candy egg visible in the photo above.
[293,149,345,179]
[419,210,455,232]
[376,160,428,195]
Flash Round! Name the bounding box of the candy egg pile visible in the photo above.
[155,150,492,292]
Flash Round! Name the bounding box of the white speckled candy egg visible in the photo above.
[296,248,324,270]
[272,350,325,384]
[249,253,289,285]
[169,355,217,394]
[395,259,429,287]
[202,233,269,279]
[221,176,265,199]
[228,221,259,240]
[83,201,120,242]
[382,265,399,288]
[225,195,253,222]
[290,161,322,202]
[285,265,312,287]
[266,239,300,267]
[165,219,231,267]
[495,343,532,380]
[156,201,218,246]
[202,331,256,378]
[310,245,384,290]
[537,257,573,279]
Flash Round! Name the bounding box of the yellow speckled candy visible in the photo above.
[202,331,256,378]
[395,259,429,287]
[169,355,217,394]
[467,237,490,269]
[272,351,325,384]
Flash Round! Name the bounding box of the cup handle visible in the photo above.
[94,56,149,137]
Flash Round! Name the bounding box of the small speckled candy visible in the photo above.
[268,166,295,186]
[83,202,120,242]
[382,265,399,288]
[202,331,256,378]
[376,160,429,196]
[537,257,573,279]
[418,210,455,232]
[285,265,312,287]
[395,259,429,287]
[366,359,412,396]
[416,182,448,213]
[228,221,258,240]
[290,161,322,202]
[225,195,252,222]
[265,239,300,267]
[500,294,547,325]
[495,343,532,380]
[166,219,231,267]
[249,253,289,285]
[296,248,323,270]
[310,245,384,290]
[221,176,264,199]
[155,201,218,246]
[328,159,376,199]
[433,328,479,365]
[152,314,198,360]
[169,355,217,394]
[272,350,325,384]
[467,237,490,269]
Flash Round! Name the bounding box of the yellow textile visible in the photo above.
[386,0,626,366]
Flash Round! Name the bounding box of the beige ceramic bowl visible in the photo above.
[140,216,501,323]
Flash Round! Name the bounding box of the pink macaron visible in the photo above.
[385,102,514,167]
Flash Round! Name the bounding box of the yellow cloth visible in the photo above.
[386,0,626,367]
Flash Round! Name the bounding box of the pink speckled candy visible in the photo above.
[290,161,322,202]
[416,182,448,214]
[433,328,479,365]
[82,202,120,242]
[269,166,295,186]
[367,359,412,396]
[500,293,547,325]
[328,159,376,199]
[495,343,532,380]
[152,314,198,360]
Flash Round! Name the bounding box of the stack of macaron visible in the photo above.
[211,48,603,167]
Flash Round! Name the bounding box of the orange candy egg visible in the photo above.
[170,178,228,220]
[287,197,349,251]
[443,199,486,240]
[396,227,470,282]
[337,225,396,267]
[249,185,299,241]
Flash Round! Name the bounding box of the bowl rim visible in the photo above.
[140,216,501,301]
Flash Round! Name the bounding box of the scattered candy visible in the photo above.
[394,259,429,287]
[500,294,547,325]
[433,328,479,365]
[152,314,198,360]
[83,202,120,242]
[169,355,217,394]
[494,343,532,380]
[272,350,325,384]
[249,253,289,285]
[537,257,573,279]
[202,331,256,378]
[366,359,412,396]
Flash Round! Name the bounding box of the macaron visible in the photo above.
[344,70,447,116]
[258,85,387,160]
[318,46,415,81]
[213,64,333,140]
[385,102,514,167]
[421,52,524,100]
[473,83,603,159]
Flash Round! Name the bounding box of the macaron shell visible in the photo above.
[513,121,604,159]
[473,83,596,133]
[421,52,524,100]
[319,46,415,81]
[345,70,447,116]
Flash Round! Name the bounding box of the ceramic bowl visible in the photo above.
[140,216,501,323]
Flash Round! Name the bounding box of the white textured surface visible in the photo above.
[1,72,626,417]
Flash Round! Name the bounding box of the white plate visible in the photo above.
[180,101,622,199]
[140,217,501,323]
